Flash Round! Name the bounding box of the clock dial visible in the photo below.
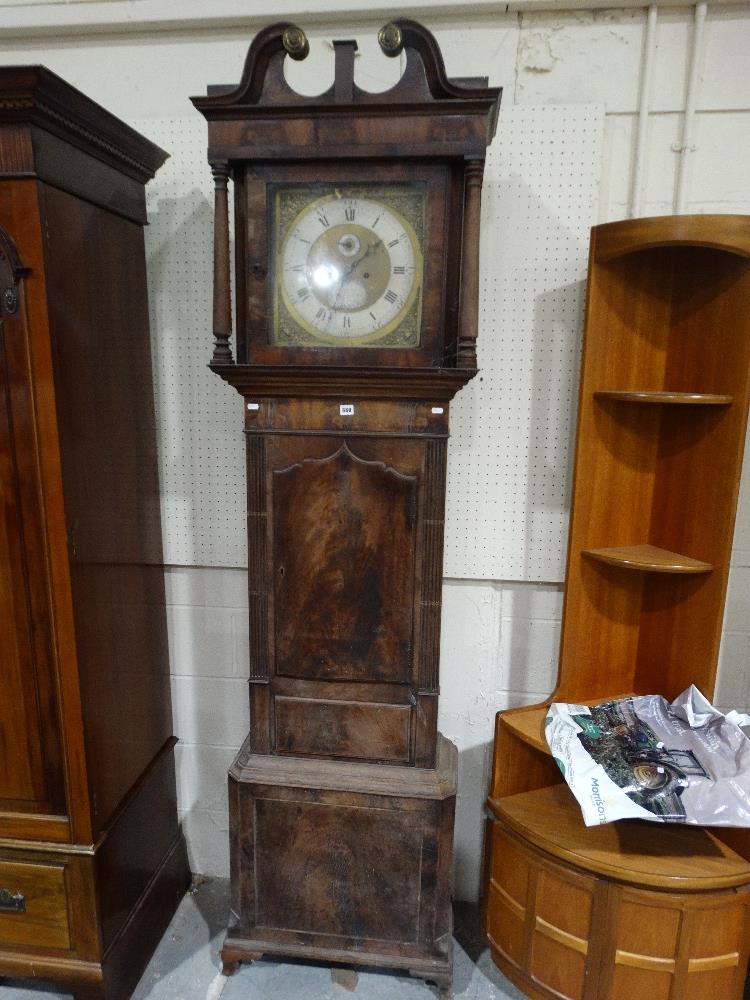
[271,186,424,348]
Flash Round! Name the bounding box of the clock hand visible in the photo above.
[336,239,383,290]
[331,238,384,311]
[342,239,381,277]
[354,238,383,268]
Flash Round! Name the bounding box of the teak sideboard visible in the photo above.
[0,68,189,999]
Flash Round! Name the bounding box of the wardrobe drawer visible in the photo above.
[0,858,70,950]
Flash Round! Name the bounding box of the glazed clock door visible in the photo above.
[271,184,425,348]
[239,160,453,369]
[0,234,65,823]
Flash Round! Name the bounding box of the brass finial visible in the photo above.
[282,25,309,61]
[378,22,403,57]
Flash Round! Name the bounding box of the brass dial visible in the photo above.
[272,187,424,348]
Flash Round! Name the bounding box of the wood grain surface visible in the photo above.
[273,444,417,683]
[485,820,750,1000]
[582,544,713,574]
[493,784,750,891]
[223,734,457,985]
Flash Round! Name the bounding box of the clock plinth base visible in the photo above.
[223,734,457,991]
[220,934,453,994]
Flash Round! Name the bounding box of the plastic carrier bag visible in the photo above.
[545,685,750,826]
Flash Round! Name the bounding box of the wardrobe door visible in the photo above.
[0,228,64,820]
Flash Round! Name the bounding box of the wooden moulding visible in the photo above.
[593,213,750,262]
[211,363,477,401]
[230,730,456,800]
[0,66,168,183]
[582,544,713,574]
[192,20,501,160]
[0,67,168,224]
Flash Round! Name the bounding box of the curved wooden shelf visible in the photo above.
[499,704,550,754]
[582,544,713,575]
[499,694,637,756]
[594,390,733,406]
[594,214,750,262]
[488,784,750,891]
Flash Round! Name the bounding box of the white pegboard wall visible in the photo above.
[136,105,603,578]
[137,115,247,568]
[444,104,604,581]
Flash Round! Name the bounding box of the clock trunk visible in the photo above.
[245,397,447,767]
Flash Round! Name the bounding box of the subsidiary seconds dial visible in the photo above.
[277,192,423,346]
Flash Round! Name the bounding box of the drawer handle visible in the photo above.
[0,889,26,913]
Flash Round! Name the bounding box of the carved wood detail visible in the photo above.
[194,19,502,116]
[457,158,485,369]
[211,162,233,364]
[419,439,447,691]
[213,364,476,400]
[0,127,34,175]
[0,225,27,316]
[0,67,168,182]
[246,435,268,681]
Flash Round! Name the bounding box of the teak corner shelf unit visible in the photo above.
[0,68,190,998]
[483,214,750,1000]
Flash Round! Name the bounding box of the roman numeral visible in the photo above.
[297,287,310,300]
[287,263,305,272]
[293,229,310,244]
[344,206,356,222]
[341,315,351,329]
[317,213,330,228]
[393,265,406,275]
[369,311,378,323]
[371,216,380,228]
[387,238,400,248]
[384,289,398,304]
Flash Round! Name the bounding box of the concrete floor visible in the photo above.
[1,878,526,1000]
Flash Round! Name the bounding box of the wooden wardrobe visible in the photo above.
[0,67,189,999]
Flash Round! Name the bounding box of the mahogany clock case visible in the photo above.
[0,67,189,999]
[194,21,500,993]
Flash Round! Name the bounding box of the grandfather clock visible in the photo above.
[193,21,499,995]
